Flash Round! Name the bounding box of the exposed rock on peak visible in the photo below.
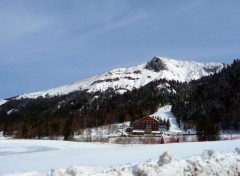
[145,57,167,72]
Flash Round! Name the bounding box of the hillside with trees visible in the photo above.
[0,59,239,140]
[172,59,240,140]
[0,79,176,139]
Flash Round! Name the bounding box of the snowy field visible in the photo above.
[0,139,240,176]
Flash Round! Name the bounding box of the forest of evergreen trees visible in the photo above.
[172,59,240,140]
[0,59,239,140]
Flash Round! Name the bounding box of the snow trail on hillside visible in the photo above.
[151,105,183,133]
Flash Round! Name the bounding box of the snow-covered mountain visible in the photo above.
[0,99,7,106]
[14,56,225,100]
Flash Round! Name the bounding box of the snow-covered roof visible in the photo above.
[151,131,162,134]
[132,130,145,133]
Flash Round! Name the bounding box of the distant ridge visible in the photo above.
[2,56,225,102]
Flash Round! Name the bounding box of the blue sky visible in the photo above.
[1,0,240,99]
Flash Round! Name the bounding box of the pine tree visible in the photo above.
[63,116,74,140]
[166,118,171,131]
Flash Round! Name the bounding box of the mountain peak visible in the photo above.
[1,56,226,102]
[145,56,167,72]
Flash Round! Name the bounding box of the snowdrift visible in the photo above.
[9,148,240,176]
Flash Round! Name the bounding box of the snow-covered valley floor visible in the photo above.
[0,139,240,176]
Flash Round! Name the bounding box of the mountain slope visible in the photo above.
[171,59,240,139]
[15,56,225,100]
[0,99,7,106]
[1,57,237,139]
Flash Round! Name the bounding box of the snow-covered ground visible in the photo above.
[0,139,239,176]
[75,122,130,137]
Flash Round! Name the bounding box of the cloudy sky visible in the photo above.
[1,0,240,98]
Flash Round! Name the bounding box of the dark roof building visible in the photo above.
[133,116,159,133]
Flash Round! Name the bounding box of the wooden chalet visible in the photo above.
[133,116,159,133]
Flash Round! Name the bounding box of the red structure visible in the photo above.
[133,116,159,132]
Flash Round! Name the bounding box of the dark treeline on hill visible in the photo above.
[0,79,176,139]
[0,59,240,140]
[172,59,240,140]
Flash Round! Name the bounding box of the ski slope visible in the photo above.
[151,105,183,133]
